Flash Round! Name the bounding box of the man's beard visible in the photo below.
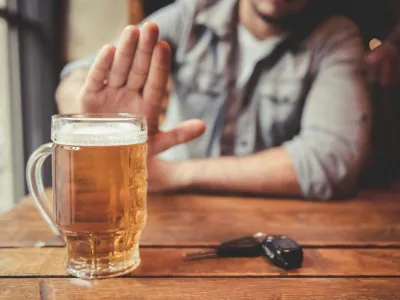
[250,0,308,29]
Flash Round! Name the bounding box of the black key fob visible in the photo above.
[261,235,303,270]
[217,236,263,257]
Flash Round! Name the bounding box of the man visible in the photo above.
[56,0,371,200]
[143,0,400,87]
[142,0,175,16]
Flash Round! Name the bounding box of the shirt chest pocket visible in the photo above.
[256,79,306,123]
[256,79,307,146]
[174,63,225,119]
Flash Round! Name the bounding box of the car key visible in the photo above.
[184,235,263,260]
[261,235,303,270]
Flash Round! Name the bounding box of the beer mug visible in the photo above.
[26,114,148,279]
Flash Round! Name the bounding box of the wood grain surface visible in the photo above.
[1,189,400,248]
[1,182,400,300]
[1,278,399,300]
[1,248,400,277]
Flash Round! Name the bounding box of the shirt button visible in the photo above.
[240,140,248,147]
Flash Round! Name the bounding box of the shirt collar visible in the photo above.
[194,0,315,54]
[195,0,238,38]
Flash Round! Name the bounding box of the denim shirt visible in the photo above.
[61,0,371,200]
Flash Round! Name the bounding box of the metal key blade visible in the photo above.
[217,236,263,257]
[184,235,263,261]
[183,249,218,261]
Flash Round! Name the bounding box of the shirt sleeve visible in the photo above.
[60,0,190,80]
[283,17,372,200]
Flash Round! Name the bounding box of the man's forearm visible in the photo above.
[179,147,302,197]
[55,69,88,114]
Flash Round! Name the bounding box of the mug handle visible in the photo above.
[26,143,59,235]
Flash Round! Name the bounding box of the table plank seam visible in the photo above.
[300,245,400,249]
[2,244,400,249]
[2,275,400,279]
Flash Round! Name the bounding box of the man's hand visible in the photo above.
[365,42,400,87]
[80,22,169,136]
[80,23,205,191]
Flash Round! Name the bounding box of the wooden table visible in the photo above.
[1,185,400,299]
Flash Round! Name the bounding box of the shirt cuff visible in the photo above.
[283,138,358,201]
[60,54,97,81]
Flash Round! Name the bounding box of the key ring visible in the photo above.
[253,232,266,242]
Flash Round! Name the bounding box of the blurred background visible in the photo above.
[0,0,152,213]
[0,0,178,213]
[0,0,399,213]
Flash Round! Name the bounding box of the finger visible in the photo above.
[127,22,159,91]
[149,120,206,156]
[108,25,139,88]
[83,45,115,93]
[365,48,380,65]
[143,41,171,133]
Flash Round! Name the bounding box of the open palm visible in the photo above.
[79,23,205,158]
[79,23,168,137]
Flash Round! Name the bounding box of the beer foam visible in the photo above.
[53,122,147,146]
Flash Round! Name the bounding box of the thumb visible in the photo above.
[148,119,206,156]
[365,49,381,65]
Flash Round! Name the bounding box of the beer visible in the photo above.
[53,118,147,278]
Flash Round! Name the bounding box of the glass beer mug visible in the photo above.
[26,114,148,279]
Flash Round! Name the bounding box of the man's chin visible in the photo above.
[256,11,295,28]
[250,1,293,27]
[258,13,284,24]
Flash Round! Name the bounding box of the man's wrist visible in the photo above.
[175,159,197,190]
[55,69,89,114]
